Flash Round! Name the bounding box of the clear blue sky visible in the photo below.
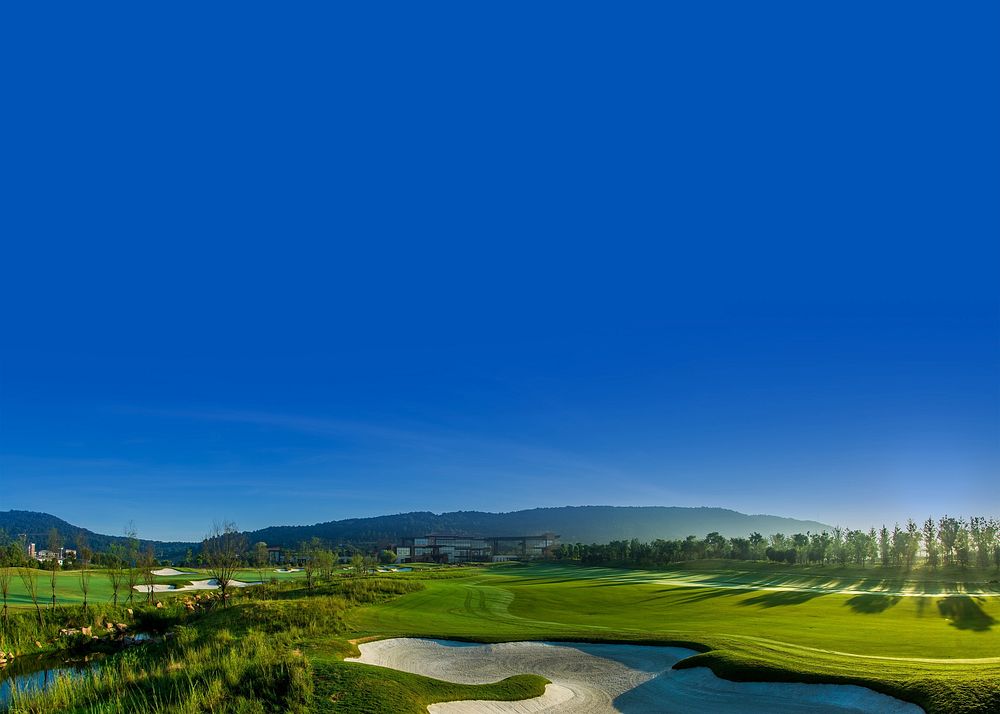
[1,3,998,541]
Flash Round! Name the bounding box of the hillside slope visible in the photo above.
[245,506,833,547]
[1,506,833,554]
[0,510,194,559]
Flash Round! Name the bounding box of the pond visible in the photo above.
[0,655,97,710]
[0,633,155,710]
[347,638,924,713]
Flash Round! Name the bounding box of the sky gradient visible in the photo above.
[2,3,998,540]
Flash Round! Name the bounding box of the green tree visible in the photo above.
[202,521,246,607]
[903,519,920,571]
[704,532,726,558]
[923,518,938,568]
[792,533,809,564]
[938,516,959,567]
[350,553,366,577]
[955,520,971,568]
[0,538,13,622]
[314,549,335,582]
[253,541,270,593]
[300,538,323,589]
[140,544,158,604]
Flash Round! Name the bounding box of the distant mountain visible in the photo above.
[1,506,833,556]
[244,506,833,548]
[0,510,195,560]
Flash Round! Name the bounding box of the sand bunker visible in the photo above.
[348,638,923,713]
[151,568,197,577]
[133,579,261,593]
[275,568,303,573]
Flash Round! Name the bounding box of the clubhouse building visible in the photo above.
[395,533,559,564]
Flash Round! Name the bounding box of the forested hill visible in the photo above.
[245,506,833,547]
[2,507,833,555]
[0,510,194,560]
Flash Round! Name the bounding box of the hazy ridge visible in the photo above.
[1,506,832,558]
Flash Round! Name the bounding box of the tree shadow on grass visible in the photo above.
[844,594,901,614]
[937,596,996,631]
[668,588,746,605]
[737,590,826,608]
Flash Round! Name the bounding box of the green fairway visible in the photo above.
[1,567,308,608]
[345,562,1000,712]
[4,562,1000,712]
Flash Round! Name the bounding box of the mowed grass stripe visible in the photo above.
[344,562,1000,713]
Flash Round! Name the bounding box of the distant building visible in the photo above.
[35,549,64,566]
[27,542,36,559]
[487,534,559,561]
[397,533,558,564]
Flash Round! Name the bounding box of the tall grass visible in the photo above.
[2,576,424,712]
[1,603,149,654]
[7,628,312,713]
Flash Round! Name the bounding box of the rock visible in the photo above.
[81,627,92,636]
[155,601,164,608]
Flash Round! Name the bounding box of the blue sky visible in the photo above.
[2,3,998,541]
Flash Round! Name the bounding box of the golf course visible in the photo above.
[3,559,999,712]
[342,562,1000,712]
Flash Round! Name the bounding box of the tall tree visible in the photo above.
[955,519,971,568]
[350,553,366,578]
[970,517,995,569]
[105,542,126,606]
[140,545,158,604]
[19,566,43,625]
[47,528,62,608]
[923,518,938,568]
[253,541,270,594]
[903,519,920,571]
[202,521,246,607]
[0,540,14,623]
[77,531,93,611]
[124,524,141,605]
[938,516,959,567]
[315,548,335,582]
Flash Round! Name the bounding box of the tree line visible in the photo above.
[0,520,399,620]
[554,515,1000,570]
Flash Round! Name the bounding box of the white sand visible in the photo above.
[275,568,303,573]
[151,568,197,576]
[349,638,923,714]
[133,579,262,593]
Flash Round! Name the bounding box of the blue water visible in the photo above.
[0,665,79,708]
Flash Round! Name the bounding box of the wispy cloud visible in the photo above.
[116,405,627,483]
